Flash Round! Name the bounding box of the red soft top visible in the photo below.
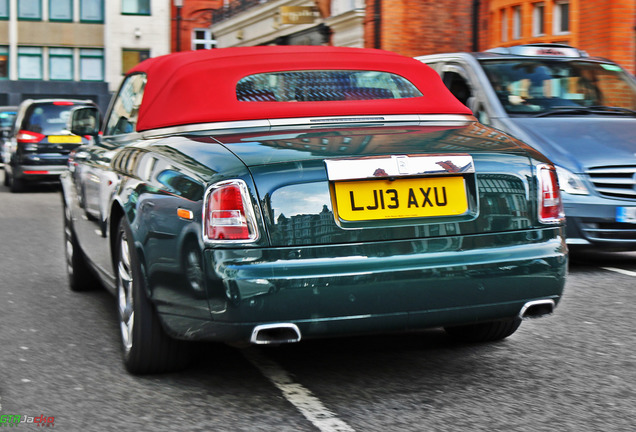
[128,46,471,132]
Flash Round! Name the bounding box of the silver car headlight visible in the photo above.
[555,166,589,195]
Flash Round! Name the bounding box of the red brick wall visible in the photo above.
[365,0,491,56]
[579,0,635,72]
[172,0,223,52]
[487,0,635,73]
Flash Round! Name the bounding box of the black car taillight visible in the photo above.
[17,130,45,143]
[204,180,259,242]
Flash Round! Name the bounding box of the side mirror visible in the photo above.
[68,106,102,139]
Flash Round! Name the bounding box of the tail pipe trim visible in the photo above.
[519,299,555,319]
[250,323,302,345]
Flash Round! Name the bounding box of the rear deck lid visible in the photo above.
[211,123,538,247]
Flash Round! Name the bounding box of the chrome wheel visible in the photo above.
[64,207,75,279]
[117,232,134,354]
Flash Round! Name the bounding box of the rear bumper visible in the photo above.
[563,198,636,250]
[158,227,567,343]
[12,164,67,181]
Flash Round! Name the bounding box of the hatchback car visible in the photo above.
[416,44,636,251]
[4,99,95,192]
[61,46,567,374]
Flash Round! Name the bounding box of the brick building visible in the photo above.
[364,0,491,56]
[490,0,635,73]
[181,0,636,73]
[172,0,223,52]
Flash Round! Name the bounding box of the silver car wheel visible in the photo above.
[64,207,74,279]
[117,233,134,354]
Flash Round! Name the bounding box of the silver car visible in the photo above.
[417,44,636,251]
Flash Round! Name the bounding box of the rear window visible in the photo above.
[22,102,83,135]
[236,70,423,102]
[0,111,16,128]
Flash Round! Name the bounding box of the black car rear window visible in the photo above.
[236,70,423,102]
[22,103,81,135]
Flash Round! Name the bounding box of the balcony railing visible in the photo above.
[211,0,269,24]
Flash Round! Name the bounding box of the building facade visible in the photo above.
[172,0,222,52]
[208,0,364,48]
[198,0,635,74]
[0,0,170,110]
[490,0,635,73]
[105,0,171,93]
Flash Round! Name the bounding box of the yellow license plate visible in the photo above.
[333,176,468,222]
[48,135,82,143]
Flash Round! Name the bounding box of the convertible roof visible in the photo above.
[128,46,471,132]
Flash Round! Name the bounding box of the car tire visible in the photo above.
[9,171,24,193]
[444,317,522,343]
[3,171,8,187]
[63,202,98,292]
[116,218,192,374]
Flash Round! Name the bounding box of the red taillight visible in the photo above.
[538,164,565,224]
[16,130,45,143]
[205,180,258,242]
[53,101,75,106]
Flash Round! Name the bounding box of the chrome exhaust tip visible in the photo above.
[519,299,555,319]
[250,323,302,345]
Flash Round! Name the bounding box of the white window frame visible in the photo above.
[192,29,216,50]
[501,9,508,42]
[553,0,570,35]
[532,3,545,36]
[512,6,522,40]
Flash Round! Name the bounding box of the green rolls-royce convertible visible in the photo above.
[61,46,567,374]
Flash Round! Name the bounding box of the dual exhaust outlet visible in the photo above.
[249,299,555,345]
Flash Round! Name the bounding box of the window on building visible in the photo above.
[49,0,72,21]
[18,0,41,20]
[192,29,216,50]
[49,48,73,80]
[80,49,104,81]
[122,49,150,74]
[554,1,570,34]
[18,47,43,80]
[0,46,8,79]
[80,0,103,22]
[533,3,545,36]
[512,6,522,40]
[122,0,150,15]
[500,9,508,42]
[0,0,8,19]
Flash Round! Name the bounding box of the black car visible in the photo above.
[4,99,96,192]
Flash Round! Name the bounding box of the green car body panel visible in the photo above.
[67,124,566,342]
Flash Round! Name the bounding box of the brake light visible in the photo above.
[53,101,75,106]
[204,180,258,242]
[16,130,45,144]
[538,164,565,224]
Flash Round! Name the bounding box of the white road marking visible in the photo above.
[243,348,355,432]
[601,267,636,277]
